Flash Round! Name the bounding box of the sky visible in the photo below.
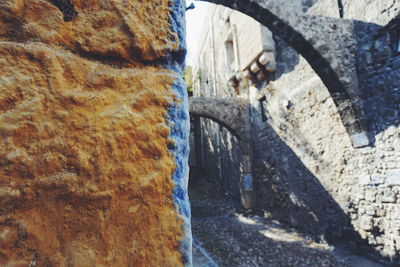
[185,0,210,66]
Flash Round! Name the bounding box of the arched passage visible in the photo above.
[196,0,369,147]
[189,97,255,209]
[189,97,248,141]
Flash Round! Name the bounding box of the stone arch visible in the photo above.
[190,110,241,142]
[189,97,255,209]
[189,97,248,142]
[196,0,369,147]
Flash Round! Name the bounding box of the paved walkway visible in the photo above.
[190,178,384,267]
[193,237,219,267]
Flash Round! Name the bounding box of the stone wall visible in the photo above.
[0,0,190,266]
[252,1,400,262]
[191,5,261,196]
[307,0,400,24]
[343,0,400,25]
[191,0,400,263]
[253,37,400,260]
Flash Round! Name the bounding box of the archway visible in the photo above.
[189,97,255,209]
[196,0,369,147]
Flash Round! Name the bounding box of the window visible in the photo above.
[259,96,268,122]
[224,16,238,80]
[225,39,236,76]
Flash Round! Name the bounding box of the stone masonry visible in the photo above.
[0,0,190,266]
[191,0,400,263]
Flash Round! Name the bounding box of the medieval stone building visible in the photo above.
[190,0,400,263]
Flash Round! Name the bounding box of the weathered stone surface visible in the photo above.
[359,215,373,231]
[342,0,400,26]
[189,97,249,141]
[0,0,180,62]
[387,170,400,185]
[198,0,367,143]
[0,0,189,266]
[189,97,257,209]
[359,174,371,185]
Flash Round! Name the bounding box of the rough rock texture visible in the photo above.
[0,0,190,266]
[308,0,400,25]
[198,0,366,145]
[0,0,179,62]
[253,41,400,263]
[189,97,249,140]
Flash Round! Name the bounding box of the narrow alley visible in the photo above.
[190,170,385,267]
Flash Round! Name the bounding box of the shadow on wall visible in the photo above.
[272,18,400,146]
[301,0,319,12]
[259,0,319,83]
[273,35,300,81]
[354,20,400,144]
[190,182,362,266]
[254,123,391,263]
[190,116,242,199]
[251,18,400,264]
[219,126,242,198]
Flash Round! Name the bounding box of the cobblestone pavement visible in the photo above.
[190,178,384,267]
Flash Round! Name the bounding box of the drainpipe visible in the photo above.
[239,49,259,210]
[239,104,256,210]
[195,62,206,172]
[210,17,217,96]
[194,116,204,170]
[337,0,344,18]
[200,119,205,171]
[210,11,223,185]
